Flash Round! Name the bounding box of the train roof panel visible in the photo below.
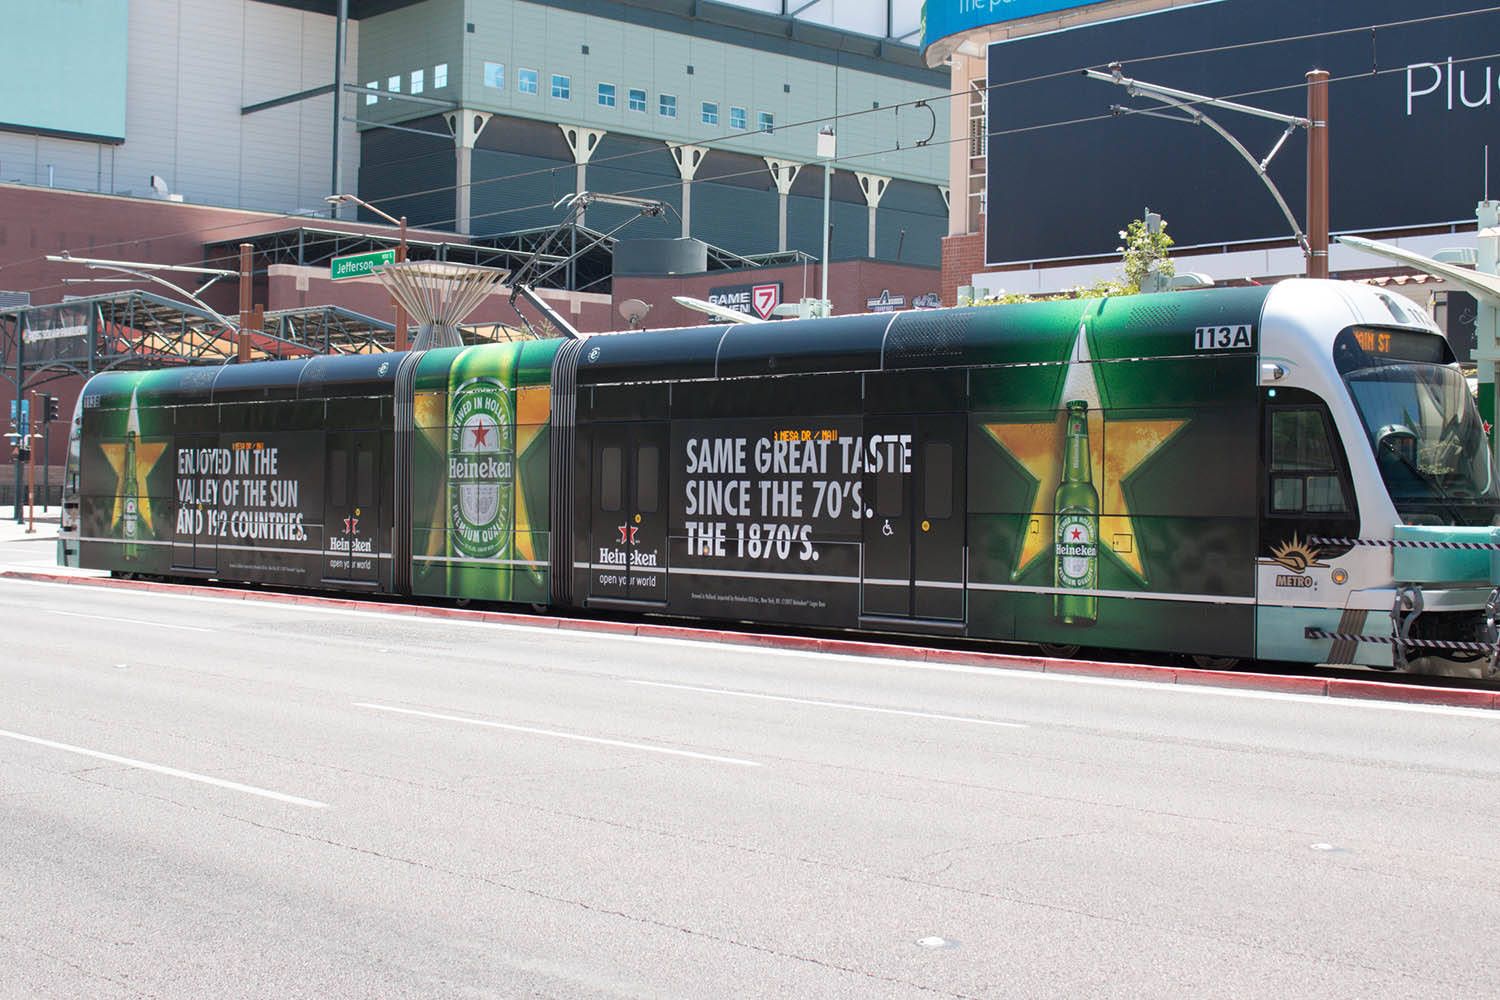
[83,365,222,409]
[717,313,891,379]
[576,326,729,385]
[298,352,402,399]
[209,358,308,403]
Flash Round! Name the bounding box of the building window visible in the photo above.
[410,69,424,94]
[483,62,503,89]
[729,106,746,130]
[518,68,538,95]
[551,74,570,99]
[701,101,718,125]
[758,111,774,133]
[659,93,677,118]
[967,78,986,234]
[628,88,646,112]
[598,82,616,108]
[387,75,401,93]
[365,80,378,106]
[434,63,448,88]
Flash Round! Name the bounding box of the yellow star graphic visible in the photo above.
[982,411,1186,582]
[414,391,448,557]
[513,385,551,571]
[979,320,1187,583]
[99,437,171,538]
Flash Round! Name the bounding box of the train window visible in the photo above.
[356,445,374,507]
[924,442,952,519]
[600,446,622,512]
[636,445,659,513]
[330,447,348,507]
[876,469,904,518]
[1269,409,1349,514]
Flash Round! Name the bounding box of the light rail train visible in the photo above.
[59,280,1500,676]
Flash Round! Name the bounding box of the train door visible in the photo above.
[172,434,217,573]
[860,414,966,621]
[324,430,381,584]
[589,423,669,604]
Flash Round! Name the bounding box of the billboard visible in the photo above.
[984,0,1500,264]
[0,0,129,142]
[923,0,1113,54]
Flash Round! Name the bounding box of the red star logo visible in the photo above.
[617,524,639,545]
[343,516,359,534]
[470,419,491,447]
[1071,528,1081,540]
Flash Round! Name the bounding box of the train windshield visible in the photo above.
[1339,347,1500,525]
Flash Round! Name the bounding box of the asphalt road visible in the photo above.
[2,545,1499,997]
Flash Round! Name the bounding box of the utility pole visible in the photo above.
[26,391,37,534]
[1306,70,1330,279]
[330,0,347,216]
[238,243,253,363]
[11,314,24,524]
[1143,208,1167,292]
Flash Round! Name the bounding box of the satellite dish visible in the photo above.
[619,298,651,329]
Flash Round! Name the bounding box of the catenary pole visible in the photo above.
[1306,70,1330,279]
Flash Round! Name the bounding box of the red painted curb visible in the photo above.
[1187,670,1330,696]
[924,647,1047,671]
[821,639,932,662]
[6,569,1499,709]
[1327,679,1498,709]
[478,609,557,628]
[560,618,640,637]
[1045,658,1179,683]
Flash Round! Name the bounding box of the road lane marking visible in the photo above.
[6,578,1498,721]
[38,608,213,633]
[628,680,1028,729]
[0,728,328,808]
[355,702,761,767]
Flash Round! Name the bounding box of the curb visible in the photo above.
[5,569,1497,710]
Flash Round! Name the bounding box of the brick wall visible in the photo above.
[940,216,986,308]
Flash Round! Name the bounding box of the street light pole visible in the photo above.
[327,193,408,350]
[817,126,836,316]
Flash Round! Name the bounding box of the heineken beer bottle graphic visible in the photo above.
[445,348,516,599]
[1054,399,1098,625]
[121,388,142,563]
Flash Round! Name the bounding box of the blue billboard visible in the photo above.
[923,0,1109,54]
[983,0,1500,264]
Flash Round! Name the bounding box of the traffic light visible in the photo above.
[43,394,59,424]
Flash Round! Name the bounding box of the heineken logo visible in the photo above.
[448,377,514,558]
[448,455,513,480]
[1056,513,1097,586]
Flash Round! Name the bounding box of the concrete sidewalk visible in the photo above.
[0,509,59,544]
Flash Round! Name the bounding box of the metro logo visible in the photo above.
[752,283,780,320]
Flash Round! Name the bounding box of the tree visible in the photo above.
[969,214,1174,305]
[1118,214,1174,293]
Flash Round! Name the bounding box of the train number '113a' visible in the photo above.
[1194,325,1254,350]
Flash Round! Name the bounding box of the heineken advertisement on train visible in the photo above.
[78,375,333,583]
[411,341,557,604]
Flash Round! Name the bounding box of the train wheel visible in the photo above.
[1189,654,1239,670]
[1039,643,1081,658]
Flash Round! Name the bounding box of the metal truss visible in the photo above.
[202,224,800,300]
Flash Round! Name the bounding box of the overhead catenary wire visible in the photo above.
[6,4,1499,290]
[346,3,1500,216]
